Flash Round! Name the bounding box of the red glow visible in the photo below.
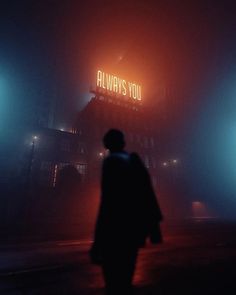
[192,201,209,219]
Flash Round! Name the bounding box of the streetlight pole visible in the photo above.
[26,136,38,193]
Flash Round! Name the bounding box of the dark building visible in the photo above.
[21,127,87,188]
[23,92,160,187]
[73,90,160,191]
[5,89,189,222]
[35,90,187,211]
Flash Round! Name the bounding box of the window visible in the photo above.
[78,143,85,154]
[76,163,87,175]
[144,155,150,168]
[80,147,85,154]
[52,164,58,187]
[57,162,69,170]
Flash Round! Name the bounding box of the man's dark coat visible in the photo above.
[92,151,163,257]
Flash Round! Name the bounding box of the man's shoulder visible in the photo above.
[103,152,145,170]
[130,152,145,167]
[105,152,130,162]
[130,152,141,161]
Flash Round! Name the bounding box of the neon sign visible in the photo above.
[96,70,142,100]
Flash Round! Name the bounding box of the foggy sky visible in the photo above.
[1,1,236,216]
[1,0,236,128]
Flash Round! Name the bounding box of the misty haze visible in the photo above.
[0,1,235,294]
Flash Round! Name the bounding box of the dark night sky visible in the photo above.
[1,0,236,216]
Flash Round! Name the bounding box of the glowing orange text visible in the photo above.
[96,70,142,100]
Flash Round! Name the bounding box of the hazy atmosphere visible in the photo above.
[0,1,236,294]
[1,0,236,216]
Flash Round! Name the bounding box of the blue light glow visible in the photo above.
[188,77,236,218]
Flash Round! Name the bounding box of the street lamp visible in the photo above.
[162,159,179,167]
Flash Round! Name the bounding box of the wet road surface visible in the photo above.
[0,220,235,294]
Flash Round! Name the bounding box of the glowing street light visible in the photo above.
[162,159,180,168]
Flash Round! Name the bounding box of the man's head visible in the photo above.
[103,129,125,152]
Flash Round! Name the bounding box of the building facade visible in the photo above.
[73,90,160,189]
[23,128,86,188]
[17,91,189,219]
[24,90,160,190]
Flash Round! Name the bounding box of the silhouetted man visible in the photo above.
[90,129,163,295]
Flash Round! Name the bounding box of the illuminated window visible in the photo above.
[76,163,87,175]
[52,164,58,187]
[57,162,69,170]
[78,144,85,154]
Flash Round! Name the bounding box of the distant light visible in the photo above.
[192,201,209,219]
[172,159,178,164]
[99,152,104,157]
[53,164,58,187]
[60,128,64,132]
[33,136,38,140]
[163,162,168,167]
[192,201,202,207]
[118,55,123,62]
